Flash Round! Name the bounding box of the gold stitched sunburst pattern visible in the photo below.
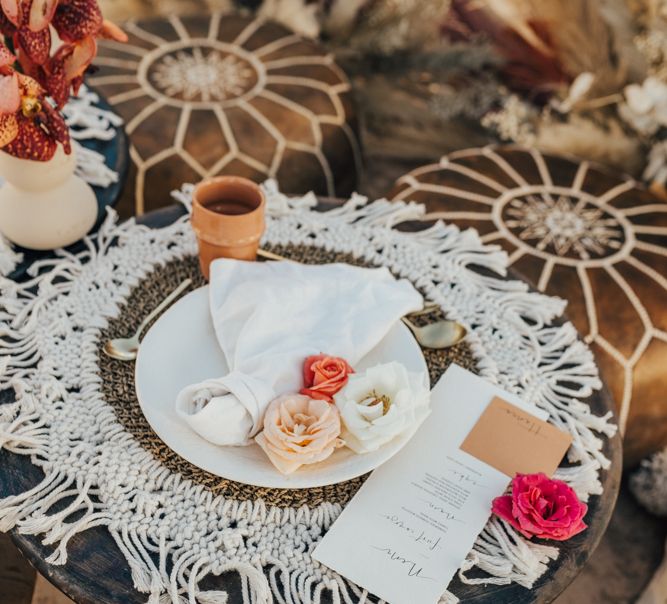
[89,13,361,215]
[502,190,626,260]
[390,145,667,461]
[149,49,257,103]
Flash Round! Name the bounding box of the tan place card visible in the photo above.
[460,396,572,478]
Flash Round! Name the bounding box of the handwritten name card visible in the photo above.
[313,365,562,604]
[461,396,572,477]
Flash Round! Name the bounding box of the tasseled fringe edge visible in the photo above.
[0,183,617,603]
[73,141,120,188]
[0,460,462,604]
[0,470,451,604]
[0,233,23,278]
[462,519,559,589]
[63,85,124,142]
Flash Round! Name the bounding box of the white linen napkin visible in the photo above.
[175,258,423,446]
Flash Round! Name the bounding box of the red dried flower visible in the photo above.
[0,9,15,37]
[1,0,127,108]
[52,0,102,43]
[4,111,58,160]
[0,71,20,112]
[0,46,71,161]
[16,19,51,65]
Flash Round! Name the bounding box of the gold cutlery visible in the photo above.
[401,317,467,350]
[103,278,192,361]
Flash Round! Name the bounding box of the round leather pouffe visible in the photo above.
[389,145,667,466]
[89,13,361,216]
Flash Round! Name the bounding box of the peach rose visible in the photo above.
[300,354,354,402]
[255,394,342,474]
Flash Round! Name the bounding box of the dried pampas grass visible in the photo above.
[481,94,643,174]
[257,0,320,38]
[534,0,645,92]
[321,0,452,54]
[534,115,643,174]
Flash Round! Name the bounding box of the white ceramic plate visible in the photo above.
[135,286,429,489]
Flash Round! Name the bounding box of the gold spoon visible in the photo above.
[103,279,192,361]
[402,317,467,350]
[258,248,467,349]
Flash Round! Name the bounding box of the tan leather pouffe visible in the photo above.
[389,145,667,466]
[89,13,361,216]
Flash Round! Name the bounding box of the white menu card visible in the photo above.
[313,364,550,604]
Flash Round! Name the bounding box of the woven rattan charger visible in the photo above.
[99,245,478,508]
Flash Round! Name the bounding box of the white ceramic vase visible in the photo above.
[0,146,97,250]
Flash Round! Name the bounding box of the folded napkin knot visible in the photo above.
[176,258,424,447]
[176,372,275,446]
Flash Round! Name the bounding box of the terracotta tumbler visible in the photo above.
[191,176,266,280]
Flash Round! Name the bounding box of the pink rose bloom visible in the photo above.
[255,394,342,474]
[300,354,354,403]
[492,473,588,541]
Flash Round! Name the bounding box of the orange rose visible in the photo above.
[255,394,342,474]
[300,354,354,402]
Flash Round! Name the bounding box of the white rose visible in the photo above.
[618,77,667,136]
[334,362,430,454]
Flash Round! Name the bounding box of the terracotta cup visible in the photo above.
[191,176,266,279]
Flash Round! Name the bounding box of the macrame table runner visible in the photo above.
[0,183,617,603]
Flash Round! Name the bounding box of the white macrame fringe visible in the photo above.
[73,141,120,188]
[0,184,616,603]
[63,85,124,141]
[0,234,22,276]
[65,85,122,189]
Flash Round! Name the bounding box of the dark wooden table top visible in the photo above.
[1,204,622,604]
